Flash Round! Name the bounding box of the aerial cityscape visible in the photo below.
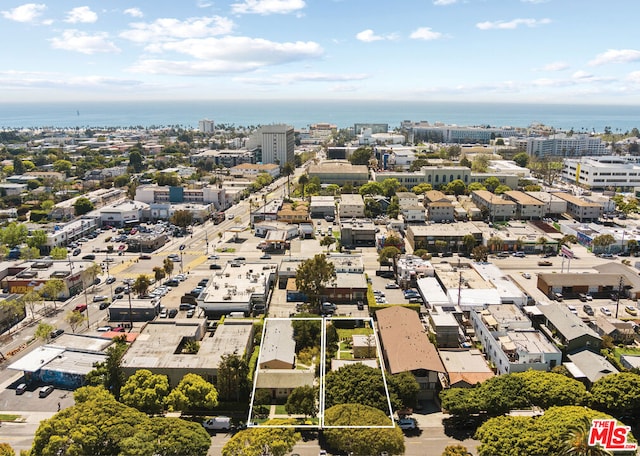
[2,1,640,456]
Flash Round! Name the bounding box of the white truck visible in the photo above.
[202,416,232,431]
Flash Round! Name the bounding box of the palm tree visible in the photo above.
[462,234,476,254]
[626,239,638,256]
[86,262,103,291]
[163,257,174,279]
[561,416,613,456]
[537,236,549,254]
[132,275,151,297]
[298,174,309,200]
[282,161,295,198]
[488,236,504,253]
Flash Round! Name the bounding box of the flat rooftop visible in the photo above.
[200,262,277,305]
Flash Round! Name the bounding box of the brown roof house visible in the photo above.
[256,319,314,399]
[376,306,445,400]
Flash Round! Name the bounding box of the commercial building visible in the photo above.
[340,219,376,247]
[534,303,602,354]
[135,184,228,211]
[562,156,640,191]
[121,319,254,386]
[406,222,483,253]
[526,134,607,158]
[338,194,366,219]
[372,166,471,188]
[248,124,295,166]
[401,121,523,145]
[190,149,256,168]
[198,119,215,134]
[230,163,280,179]
[308,161,369,186]
[309,196,336,219]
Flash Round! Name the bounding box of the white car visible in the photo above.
[175,274,187,281]
[522,273,531,279]
[601,307,612,316]
[385,282,400,289]
[159,309,168,318]
[208,254,219,260]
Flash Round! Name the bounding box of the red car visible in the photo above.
[112,326,125,332]
[74,304,87,313]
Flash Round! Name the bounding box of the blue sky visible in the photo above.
[1,0,639,103]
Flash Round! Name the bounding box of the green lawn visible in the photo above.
[275,405,288,415]
[0,414,21,421]
[340,351,354,360]
[336,327,373,340]
[613,346,640,358]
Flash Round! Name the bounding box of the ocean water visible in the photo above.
[0,99,639,133]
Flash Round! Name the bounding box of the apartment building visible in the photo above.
[503,191,545,220]
[471,190,516,221]
[553,192,602,222]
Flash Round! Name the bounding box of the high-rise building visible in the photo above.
[249,124,294,166]
[198,119,215,134]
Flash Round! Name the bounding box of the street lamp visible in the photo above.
[126,283,133,332]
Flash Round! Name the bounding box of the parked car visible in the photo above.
[82,254,96,260]
[385,282,400,289]
[50,328,64,339]
[39,385,54,398]
[168,309,178,318]
[106,277,116,284]
[397,418,417,430]
[159,309,168,318]
[175,273,187,281]
[16,383,27,395]
[601,307,612,316]
[567,305,578,315]
[583,304,595,316]
[99,301,111,310]
[521,273,531,279]
[139,254,152,260]
[260,254,272,260]
[186,309,195,318]
[357,301,365,311]
[114,286,126,294]
[93,295,108,302]
[164,279,179,287]
[97,326,112,332]
[202,416,231,431]
[72,248,81,256]
[74,304,87,313]
[625,305,638,316]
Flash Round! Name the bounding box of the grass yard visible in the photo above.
[275,405,288,415]
[0,414,21,421]
[336,327,373,341]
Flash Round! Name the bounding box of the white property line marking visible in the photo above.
[248,316,395,430]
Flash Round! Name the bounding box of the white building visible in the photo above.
[248,124,295,166]
[198,119,215,134]
[338,194,365,219]
[562,156,640,191]
[526,134,607,158]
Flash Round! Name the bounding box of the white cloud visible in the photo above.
[124,8,144,18]
[476,18,551,30]
[355,29,399,43]
[541,61,569,71]
[231,0,305,15]
[65,6,97,24]
[121,16,234,43]
[410,27,443,41]
[129,37,323,75]
[433,0,457,5]
[197,0,213,7]
[356,29,383,42]
[1,3,46,23]
[50,30,120,54]
[237,72,369,85]
[589,49,640,66]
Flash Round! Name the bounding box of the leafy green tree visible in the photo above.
[34,322,54,342]
[216,352,250,402]
[459,156,472,168]
[483,176,500,193]
[472,155,489,173]
[0,222,28,247]
[22,290,41,321]
[325,363,391,413]
[494,184,511,195]
[53,159,72,175]
[323,404,404,456]
[472,245,488,262]
[411,183,433,194]
[26,229,47,249]
[516,370,587,409]
[592,234,616,254]
[155,172,181,186]
[120,369,170,415]
[152,266,166,283]
[440,387,482,415]
[73,197,94,216]
[42,278,65,310]
[50,246,68,260]
[513,152,530,168]
[0,442,15,456]
[350,147,373,165]
[358,181,383,196]
[20,245,40,260]
[12,157,25,175]
[128,150,144,173]
[295,254,336,313]
[31,385,210,456]
[120,417,211,456]
[320,234,336,252]
[560,415,614,456]
[379,246,400,269]
[85,336,128,400]
[560,234,577,246]
[386,196,400,219]
[285,385,317,418]
[132,274,151,297]
[590,372,640,421]
[475,406,633,456]
[222,419,300,456]
[442,445,469,456]
[467,182,487,193]
[163,257,174,278]
[387,371,420,410]
[445,179,466,196]
[65,310,87,333]
[166,373,219,413]
[381,178,401,197]
[291,317,322,351]
[170,210,193,229]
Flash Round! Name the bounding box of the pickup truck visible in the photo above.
[202,416,231,431]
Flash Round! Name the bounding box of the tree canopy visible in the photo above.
[325,363,391,413]
[31,386,210,456]
[323,404,404,456]
[120,369,170,415]
[285,385,317,418]
[475,406,636,456]
[216,351,250,402]
[222,419,300,456]
[166,373,219,412]
[295,254,336,312]
[589,372,640,421]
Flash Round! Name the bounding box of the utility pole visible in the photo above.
[615,276,624,319]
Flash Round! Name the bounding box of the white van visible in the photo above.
[202,416,231,431]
